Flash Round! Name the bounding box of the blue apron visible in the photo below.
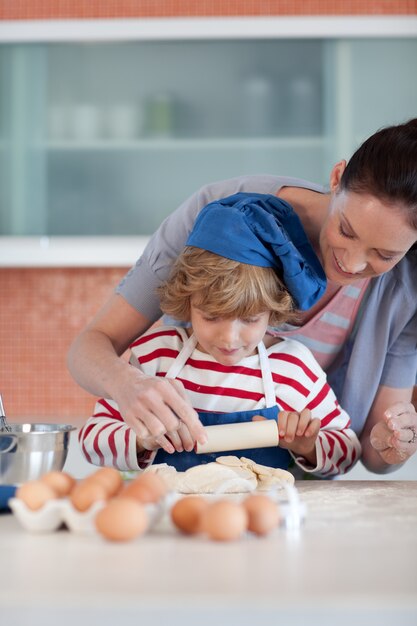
[154,334,290,471]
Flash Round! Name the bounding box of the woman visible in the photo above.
[68,118,417,474]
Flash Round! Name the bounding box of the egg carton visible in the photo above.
[8,496,167,534]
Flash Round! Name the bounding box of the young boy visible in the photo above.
[79,193,361,477]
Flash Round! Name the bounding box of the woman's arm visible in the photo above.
[360,385,417,473]
[68,293,206,445]
[68,293,150,398]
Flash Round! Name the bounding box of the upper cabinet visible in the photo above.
[0,20,416,237]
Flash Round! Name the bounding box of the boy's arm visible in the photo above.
[79,398,157,471]
[289,376,361,477]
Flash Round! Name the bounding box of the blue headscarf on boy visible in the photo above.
[186,192,326,311]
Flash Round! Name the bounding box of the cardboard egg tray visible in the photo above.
[8,495,169,534]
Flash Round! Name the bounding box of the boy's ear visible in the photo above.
[329,160,347,192]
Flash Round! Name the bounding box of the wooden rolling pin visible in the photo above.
[195,419,279,454]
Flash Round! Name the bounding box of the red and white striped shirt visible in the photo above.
[79,326,361,477]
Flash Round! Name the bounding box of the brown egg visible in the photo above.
[70,480,108,512]
[171,496,209,535]
[242,494,280,536]
[88,467,123,497]
[41,471,76,497]
[203,500,248,542]
[121,480,155,504]
[135,472,167,501]
[95,497,148,542]
[16,480,57,511]
[121,471,167,504]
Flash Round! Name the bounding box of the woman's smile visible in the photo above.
[332,250,366,277]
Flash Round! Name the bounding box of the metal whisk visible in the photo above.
[0,394,12,432]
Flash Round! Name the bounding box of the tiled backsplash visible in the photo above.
[0,268,127,419]
[0,0,415,19]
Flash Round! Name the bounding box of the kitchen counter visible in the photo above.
[1,481,416,626]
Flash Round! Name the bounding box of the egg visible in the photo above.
[95,497,148,542]
[122,472,166,504]
[203,500,248,542]
[171,496,209,535]
[70,480,108,512]
[41,471,76,497]
[121,480,154,504]
[242,494,280,536]
[16,480,57,511]
[88,467,123,497]
[136,472,167,500]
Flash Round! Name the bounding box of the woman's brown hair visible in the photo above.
[340,118,417,233]
[158,247,295,325]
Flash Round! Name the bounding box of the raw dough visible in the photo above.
[147,461,256,493]
[146,456,294,494]
[238,457,295,491]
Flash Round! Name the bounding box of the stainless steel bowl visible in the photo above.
[0,423,76,485]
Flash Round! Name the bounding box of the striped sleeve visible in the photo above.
[268,339,361,476]
[285,349,361,476]
[78,398,156,471]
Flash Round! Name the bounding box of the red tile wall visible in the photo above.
[0,0,415,19]
[0,268,127,419]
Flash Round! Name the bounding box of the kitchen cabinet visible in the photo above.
[0,20,416,245]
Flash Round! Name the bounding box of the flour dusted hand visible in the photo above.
[370,401,417,464]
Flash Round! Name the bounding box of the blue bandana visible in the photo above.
[186,192,326,310]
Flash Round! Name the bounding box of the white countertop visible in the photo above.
[1,480,416,626]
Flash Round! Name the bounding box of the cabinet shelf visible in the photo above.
[2,35,416,242]
[44,136,325,151]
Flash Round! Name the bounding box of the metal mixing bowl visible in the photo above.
[0,423,76,485]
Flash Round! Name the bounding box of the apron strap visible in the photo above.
[257,341,276,408]
[165,333,198,380]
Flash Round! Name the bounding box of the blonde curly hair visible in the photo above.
[158,247,296,325]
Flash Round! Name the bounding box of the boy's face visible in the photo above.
[190,301,270,366]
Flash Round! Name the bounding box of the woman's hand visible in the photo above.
[114,367,207,454]
[370,401,417,464]
[139,420,197,455]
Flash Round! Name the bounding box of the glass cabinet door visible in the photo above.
[0,37,416,236]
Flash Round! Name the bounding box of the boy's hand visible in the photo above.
[252,410,320,464]
[278,409,320,458]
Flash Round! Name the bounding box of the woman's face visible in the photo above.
[319,164,417,285]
